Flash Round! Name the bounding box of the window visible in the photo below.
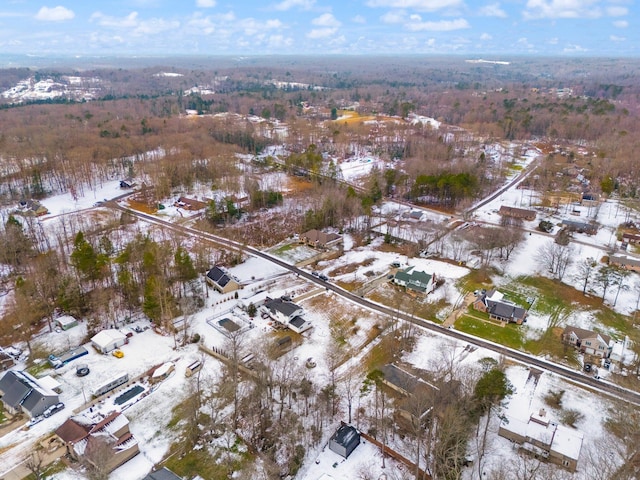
[585,341,591,346]
[562,460,570,467]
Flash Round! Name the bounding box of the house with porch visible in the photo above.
[498,205,537,221]
[262,297,311,333]
[498,409,583,472]
[0,370,59,418]
[392,266,435,295]
[300,229,343,249]
[55,411,139,473]
[561,326,612,358]
[473,290,527,324]
[609,253,640,272]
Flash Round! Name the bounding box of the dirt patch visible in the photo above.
[328,257,376,276]
[127,199,158,214]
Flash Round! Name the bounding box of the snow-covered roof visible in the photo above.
[91,329,126,349]
[152,362,175,379]
[38,375,61,392]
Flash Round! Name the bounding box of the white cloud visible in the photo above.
[613,19,628,28]
[563,43,588,53]
[91,12,139,28]
[307,27,337,38]
[548,37,558,44]
[90,11,179,36]
[479,3,507,17]
[353,14,366,23]
[273,0,315,11]
[609,35,625,42]
[35,5,75,21]
[196,0,216,7]
[381,10,407,23]
[239,18,284,36]
[606,6,627,16]
[406,17,469,31]
[480,32,492,40]
[312,13,341,27]
[267,34,294,48]
[523,0,602,20]
[366,0,463,12]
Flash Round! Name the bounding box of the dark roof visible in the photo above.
[394,267,432,293]
[498,205,536,219]
[380,364,418,395]
[331,424,360,449]
[206,266,232,288]
[56,417,92,444]
[290,316,306,328]
[0,371,31,409]
[486,300,527,322]
[0,370,56,414]
[265,297,301,317]
[561,219,598,232]
[142,467,182,480]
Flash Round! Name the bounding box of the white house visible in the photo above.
[91,329,127,354]
[262,297,311,334]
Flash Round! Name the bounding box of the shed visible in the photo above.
[328,424,360,459]
[91,329,127,354]
[57,315,78,331]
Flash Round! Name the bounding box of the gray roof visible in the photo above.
[380,364,418,394]
[331,424,360,449]
[0,370,58,416]
[289,316,306,328]
[142,467,182,480]
[486,299,527,322]
[265,297,301,317]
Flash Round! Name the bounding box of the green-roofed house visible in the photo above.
[392,266,435,295]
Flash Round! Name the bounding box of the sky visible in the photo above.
[0,0,637,57]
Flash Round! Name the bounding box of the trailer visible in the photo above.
[48,346,89,369]
[91,372,129,397]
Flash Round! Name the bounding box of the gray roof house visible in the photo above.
[392,266,435,294]
[329,424,360,459]
[562,326,612,358]
[473,289,527,324]
[262,297,311,333]
[0,370,59,418]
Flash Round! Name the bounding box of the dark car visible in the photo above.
[43,402,65,418]
[584,363,592,372]
[76,364,90,377]
[319,274,329,281]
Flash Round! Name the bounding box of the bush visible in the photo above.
[561,408,584,427]
[543,389,564,408]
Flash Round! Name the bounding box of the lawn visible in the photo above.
[455,315,524,350]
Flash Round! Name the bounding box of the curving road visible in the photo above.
[107,201,640,406]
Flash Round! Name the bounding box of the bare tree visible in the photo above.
[537,240,573,281]
[24,448,46,480]
[82,435,115,480]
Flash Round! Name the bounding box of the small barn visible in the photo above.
[57,315,78,331]
[328,424,360,459]
[91,329,127,354]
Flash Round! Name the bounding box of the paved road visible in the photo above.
[107,201,640,406]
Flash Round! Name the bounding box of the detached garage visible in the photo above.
[91,329,127,354]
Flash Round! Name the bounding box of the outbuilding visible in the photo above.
[328,424,360,459]
[56,315,78,331]
[91,329,127,354]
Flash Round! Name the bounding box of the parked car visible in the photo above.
[319,274,329,281]
[76,364,90,377]
[584,363,592,372]
[43,402,65,418]
[112,349,124,358]
[28,415,45,427]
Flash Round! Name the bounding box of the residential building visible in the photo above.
[609,253,640,272]
[300,229,342,249]
[0,370,59,418]
[473,290,527,324]
[328,424,360,459]
[622,232,640,244]
[498,205,537,221]
[561,219,598,235]
[205,266,241,294]
[498,409,583,472]
[55,411,139,473]
[562,326,612,358]
[392,266,435,295]
[262,297,311,333]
